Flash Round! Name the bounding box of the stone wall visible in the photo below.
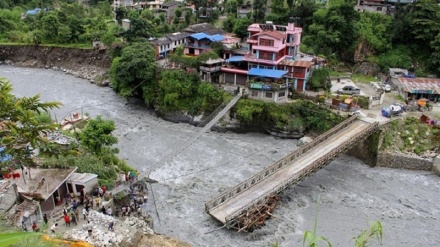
[347,130,381,167]
[377,152,434,171]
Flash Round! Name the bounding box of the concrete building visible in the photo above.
[200,58,224,83]
[183,32,225,56]
[149,32,189,59]
[161,0,181,20]
[220,18,312,102]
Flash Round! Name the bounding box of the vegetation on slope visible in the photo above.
[381,117,440,155]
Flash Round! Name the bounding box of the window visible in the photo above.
[259,38,274,47]
[258,52,273,60]
[265,92,273,98]
[377,7,382,11]
[251,91,258,97]
[279,91,286,97]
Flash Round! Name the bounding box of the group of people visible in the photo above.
[63,205,79,226]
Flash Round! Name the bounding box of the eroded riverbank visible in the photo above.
[2,65,440,247]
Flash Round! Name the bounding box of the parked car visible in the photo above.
[382,84,392,92]
[381,104,404,118]
[337,85,361,95]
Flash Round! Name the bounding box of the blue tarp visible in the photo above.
[248,68,287,79]
[0,147,12,163]
[225,56,244,62]
[26,8,41,15]
[190,32,225,42]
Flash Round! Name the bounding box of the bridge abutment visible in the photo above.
[346,129,382,167]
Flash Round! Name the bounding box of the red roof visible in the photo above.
[252,31,285,40]
[279,59,312,68]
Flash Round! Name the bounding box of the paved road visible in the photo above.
[209,120,371,223]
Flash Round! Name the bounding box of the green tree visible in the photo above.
[0,78,61,168]
[124,17,156,41]
[110,43,157,105]
[430,33,440,76]
[79,116,118,155]
[157,70,199,110]
[222,16,236,32]
[233,17,252,39]
[303,0,359,59]
[355,12,392,53]
[40,12,60,42]
[184,9,192,25]
[252,0,267,23]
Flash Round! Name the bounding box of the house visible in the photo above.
[161,0,181,20]
[150,32,189,59]
[237,1,252,17]
[9,167,77,212]
[122,19,131,31]
[220,18,312,102]
[183,32,225,56]
[183,23,216,34]
[391,77,440,102]
[66,172,98,196]
[355,0,391,14]
[200,58,224,83]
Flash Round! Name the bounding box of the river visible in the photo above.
[2,66,440,247]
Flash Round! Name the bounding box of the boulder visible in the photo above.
[297,136,313,147]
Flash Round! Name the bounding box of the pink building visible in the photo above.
[221,18,312,102]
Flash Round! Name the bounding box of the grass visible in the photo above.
[0,42,93,49]
[351,73,378,84]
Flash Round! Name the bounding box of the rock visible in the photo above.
[431,156,440,177]
[297,136,313,147]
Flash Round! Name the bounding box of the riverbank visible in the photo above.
[0,45,110,83]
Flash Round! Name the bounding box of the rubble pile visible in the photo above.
[63,210,153,247]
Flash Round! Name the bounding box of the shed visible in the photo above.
[66,172,98,196]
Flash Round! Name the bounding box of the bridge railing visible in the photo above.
[205,115,358,212]
[223,121,379,226]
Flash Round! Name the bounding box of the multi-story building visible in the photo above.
[221,19,312,102]
[149,32,189,59]
[183,33,225,56]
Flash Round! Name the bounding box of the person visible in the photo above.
[137,206,142,217]
[83,207,88,220]
[101,205,106,215]
[107,207,112,216]
[50,223,58,233]
[63,207,68,216]
[21,221,27,231]
[64,214,71,227]
[72,200,78,210]
[71,212,77,226]
[43,214,48,226]
[108,221,114,231]
[74,208,80,222]
[32,222,39,232]
[87,221,93,237]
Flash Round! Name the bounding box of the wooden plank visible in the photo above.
[208,121,371,224]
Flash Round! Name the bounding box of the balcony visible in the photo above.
[200,66,222,72]
[243,53,278,65]
[247,39,258,44]
[248,81,287,91]
[185,42,210,49]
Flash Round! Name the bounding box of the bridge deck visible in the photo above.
[208,120,371,224]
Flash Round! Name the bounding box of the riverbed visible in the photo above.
[2,66,439,247]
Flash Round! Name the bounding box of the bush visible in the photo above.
[377,45,412,71]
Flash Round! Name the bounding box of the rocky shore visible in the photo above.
[0,45,110,85]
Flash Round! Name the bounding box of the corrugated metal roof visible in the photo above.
[190,32,225,42]
[225,56,244,62]
[68,172,98,185]
[248,68,287,79]
[398,77,440,94]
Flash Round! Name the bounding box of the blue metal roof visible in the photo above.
[248,68,287,79]
[26,8,41,15]
[190,32,209,40]
[209,34,225,42]
[190,32,225,42]
[225,56,244,62]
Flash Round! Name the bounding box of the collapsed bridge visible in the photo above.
[205,116,379,231]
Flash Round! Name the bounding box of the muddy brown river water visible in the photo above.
[2,66,440,247]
